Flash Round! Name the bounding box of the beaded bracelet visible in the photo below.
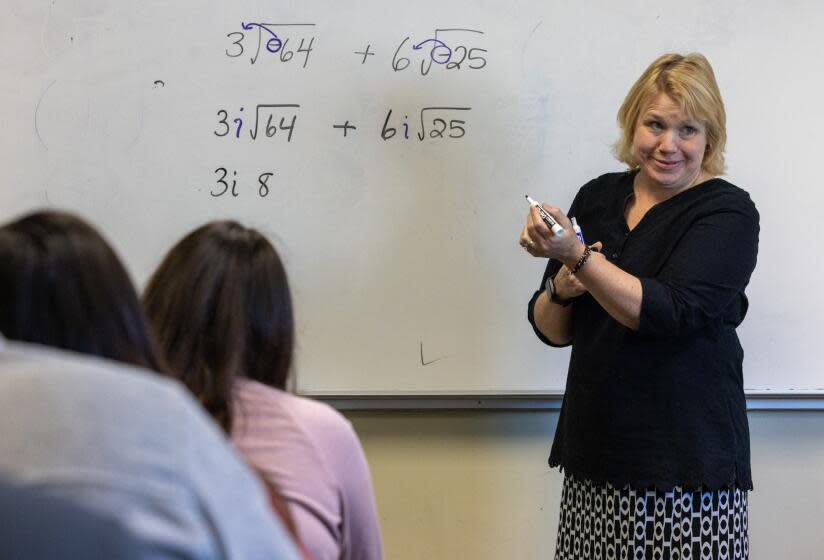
[570,245,593,274]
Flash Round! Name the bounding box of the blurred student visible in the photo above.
[144,220,384,560]
[0,475,150,560]
[0,210,300,559]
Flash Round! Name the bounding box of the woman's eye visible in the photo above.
[647,121,662,131]
[681,126,697,136]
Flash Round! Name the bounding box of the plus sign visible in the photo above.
[354,44,375,64]
[333,121,357,137]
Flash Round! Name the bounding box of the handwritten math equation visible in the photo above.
[213,104,471,142]
[210,168,274,198]
[208,105,471,197]
[208,23,484,198]
[224,23,487,75]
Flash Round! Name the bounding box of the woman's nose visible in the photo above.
[658,131,677,153]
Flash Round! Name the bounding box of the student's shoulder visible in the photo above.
[0,340,205,424]
[0,340,184,394]
[236,379,355,437]
[283,391,355,440]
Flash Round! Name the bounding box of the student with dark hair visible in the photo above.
[0,210,301,560]
[143,219,294,430]
[0,210,165,371]
[144,220,384,560]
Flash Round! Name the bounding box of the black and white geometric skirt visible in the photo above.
[555,476,749,560]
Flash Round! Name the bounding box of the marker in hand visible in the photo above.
[571,217,585,244]
[525,195,565,236]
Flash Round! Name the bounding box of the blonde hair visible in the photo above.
[613,53,727,176]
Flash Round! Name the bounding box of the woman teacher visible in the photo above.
[520,53,759,560]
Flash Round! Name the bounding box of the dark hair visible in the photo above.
[143,221,294,432]
[0,210,166,372]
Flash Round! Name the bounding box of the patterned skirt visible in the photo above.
[555,476,749,560]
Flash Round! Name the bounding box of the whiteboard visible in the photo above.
[1,0,821,394]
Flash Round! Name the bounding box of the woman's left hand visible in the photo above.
[552,242,604,299]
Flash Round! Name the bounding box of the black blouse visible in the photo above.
[528,171,759,491]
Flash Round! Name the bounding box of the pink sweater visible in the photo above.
[232,379,383,560]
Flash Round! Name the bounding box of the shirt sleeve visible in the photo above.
[526,187,586,347]
[637,194,760,338]
[180,388,301,560]
[335,420,384,560]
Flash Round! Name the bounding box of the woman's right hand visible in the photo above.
[520,204,580,262]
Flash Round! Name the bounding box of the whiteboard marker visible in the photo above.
[571,217,585,244]
[525,195,565,236]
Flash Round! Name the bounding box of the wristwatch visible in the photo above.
[546,274,572,307]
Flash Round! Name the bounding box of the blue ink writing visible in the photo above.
[234,107,244,138]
